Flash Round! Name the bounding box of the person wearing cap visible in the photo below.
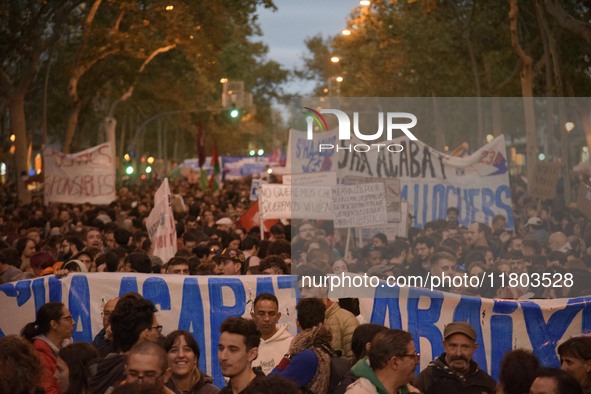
[524,216,550,245]
[215,248,247,275]
[415,322,496,394]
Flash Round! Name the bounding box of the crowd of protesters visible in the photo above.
[2,175,591,393]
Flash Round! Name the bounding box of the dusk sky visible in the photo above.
[257,0,361,95]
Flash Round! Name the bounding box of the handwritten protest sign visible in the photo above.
[43,141,116,205]
[343,175,402,222]
[258,184,333,220]
[356,201,409,244]
[529,162,561,200]
[332,183,387,228]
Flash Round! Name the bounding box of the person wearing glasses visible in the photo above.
[21,301,75,394]
[416,322,496,394]
[125,341,175,393]
[344,329,421,394]
[88,293,161,394]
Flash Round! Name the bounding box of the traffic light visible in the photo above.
[226,105,242,121]
[125,165,134,175]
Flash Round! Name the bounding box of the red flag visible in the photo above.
[238,202,278,232]
[269,147,281,165]
[208,141,220,190]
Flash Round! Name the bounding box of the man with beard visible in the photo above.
[416,322,496,394]
[58,236,84,262]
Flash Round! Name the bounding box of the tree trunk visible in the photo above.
[63,100,82,153]
[9,93,31,204]
[509,0,537,190]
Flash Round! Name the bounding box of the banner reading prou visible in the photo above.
[1,274,590,386]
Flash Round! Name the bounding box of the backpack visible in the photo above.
[329,355,352,393]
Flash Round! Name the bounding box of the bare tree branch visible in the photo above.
[544,0,591,46]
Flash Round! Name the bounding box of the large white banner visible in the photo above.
[43,141,116,205]
[288,129,513,229]
[146,178,177,263]
[1,274,590,387]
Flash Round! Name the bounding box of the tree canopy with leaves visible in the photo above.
[1,0,288,202]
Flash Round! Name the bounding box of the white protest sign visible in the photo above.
[258,184,333,220]
[43,141,116,205]
[146,178,177,263]
[332,183,387,228]
[343,175,402,222]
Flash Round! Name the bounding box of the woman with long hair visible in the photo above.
[164,330,219,394]
[21,302,75,394]
[55,342,99,394]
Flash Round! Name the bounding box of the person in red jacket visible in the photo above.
[21,301,75,394]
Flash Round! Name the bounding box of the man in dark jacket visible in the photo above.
[416,322,496,394]
[88,294,160,394]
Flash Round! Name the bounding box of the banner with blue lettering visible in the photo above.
[2,273,590,386]
[288,128,513,229]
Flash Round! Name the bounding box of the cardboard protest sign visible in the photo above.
[529,161,561,200]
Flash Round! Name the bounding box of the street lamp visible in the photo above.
[563,121,575,204]
[341,29,351,36]
[330,56,340,63]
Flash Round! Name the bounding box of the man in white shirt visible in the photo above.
[250,293,293,375]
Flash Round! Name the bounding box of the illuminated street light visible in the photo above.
[9,134,15,142]
[165,5,174,11]
[145,166,152,174]
[249,149,255,156]
[124,153,131,161]
[336,76,344,82]
[486,134,494,143]
[565,122,575,132]
[342,29,351,36]
[360,0,370,6]
[538,153,546,161]
[331,56,340,63]
[220,77,228,84]
[147,156,155,164]
[257,149,264,156]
